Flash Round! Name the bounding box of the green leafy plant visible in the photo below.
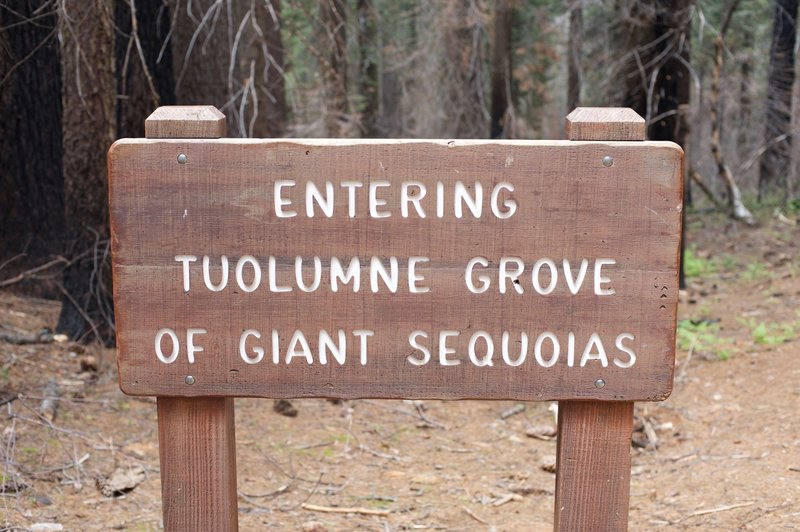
[719,254,738,272]
[683,248,717,278]
[786,198,800,216]
[738,317,797,345]
[741,261,769,281]
[676,319,730,360]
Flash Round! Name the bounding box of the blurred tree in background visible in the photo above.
[760,0,798,201]
[0,0,796,344]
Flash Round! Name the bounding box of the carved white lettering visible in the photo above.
[407,330,431,366]
[155,328,179,364]
[175,255,197,292]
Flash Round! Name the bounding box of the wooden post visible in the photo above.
[146,106,239,532]
[554,107,644,532]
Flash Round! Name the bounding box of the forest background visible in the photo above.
[0,0,798,344]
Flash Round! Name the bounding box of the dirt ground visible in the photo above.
[1,212,799,531]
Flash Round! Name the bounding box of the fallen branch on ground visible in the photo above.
[685,500,755,519]
[462,505,489,524]
[0,328,62,345]
[301,503,390,516]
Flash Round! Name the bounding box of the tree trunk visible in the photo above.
[608,0,695,129]
[648,1,694,288]
[710,0,755,225]
[377,1,415,137]
[236,0,287,137]
[606,4,694,160]
[607,0,656,115]
[738,25,753,148]
[57,0,117,343]
[115,0,177,139]
[607,1,695,284]
[759,0,799,201]
[259,0,287,137]
[357,0,379,137]
[442,0,489,138]
[0,0,64,294]
[379,69,403,136]
[490,0,513,139]
[648,1,691,147]
[320,0,348,137]
[169,0,232,128]
[567,0,583,113]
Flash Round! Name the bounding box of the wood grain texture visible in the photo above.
[145,106,226,138]
[108,138,682,400]
[158,397,238,531]
[566,108,646,141]
[554,401,634,531]
[554,106,649,532]
[145,107,238,532]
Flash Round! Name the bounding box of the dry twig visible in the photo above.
[301,503,390,516]
[500,404,525,419]
[685,500,755,519]
[413,402,447,430]
[0,256,68,288]
[461,505,489,524]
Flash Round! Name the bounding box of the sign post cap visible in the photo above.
[565,107,646,141]
[145,105,226,139]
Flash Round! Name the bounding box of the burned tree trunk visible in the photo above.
[258,0,288,137]
[606,1,655,116]
[233,0,287,137]
[168,0,232,127]
[0,0,64,290]
[567,0,583,113]
[357,0,379,137]
[607,0,695,286]
[607,0,694,137]
[490,0,513,139]
[738,25,753,148]
[645,1,693,288]
[114,0,176,139]
[647,2,692,148]
[57,0,117,343]
[759,0,799,201]
[320,0,349,137]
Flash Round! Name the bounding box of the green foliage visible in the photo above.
[786,198,800,216]
[719,254,738,272]
[738,317,798,345]
[676,319,730,360]
[683,247,717,278]
[742,261,769,281]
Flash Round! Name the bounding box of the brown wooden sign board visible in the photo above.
[109,138,682,401]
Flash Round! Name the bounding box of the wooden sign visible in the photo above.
[109,138,682,401]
